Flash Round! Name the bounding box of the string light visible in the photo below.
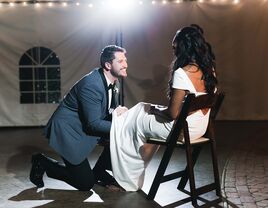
[0,0,242,8]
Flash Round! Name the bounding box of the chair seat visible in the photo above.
[147,137,210,146]
[177,137,210,145]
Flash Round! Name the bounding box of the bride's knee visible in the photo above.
[137,102,147,105]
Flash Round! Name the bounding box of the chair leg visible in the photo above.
[210,139,222,196]
[185,144,198,206]
[178,146,202,190]
[147,145,175,200]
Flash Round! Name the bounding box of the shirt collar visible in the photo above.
[103,73,112,88]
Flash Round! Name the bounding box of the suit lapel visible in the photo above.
[98,68,109,113]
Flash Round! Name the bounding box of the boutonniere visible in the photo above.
[113,86,119,94]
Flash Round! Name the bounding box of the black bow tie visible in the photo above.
[108,83,115,90]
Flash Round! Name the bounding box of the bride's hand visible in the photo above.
[115,106,128,116]
[149,105,165,115]
[149,105,172,120]
[148,105,157,114]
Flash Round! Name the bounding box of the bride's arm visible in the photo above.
[150,89,187,120]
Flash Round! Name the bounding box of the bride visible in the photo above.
[111,25,218,191]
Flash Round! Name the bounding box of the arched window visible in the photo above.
[19,46,61,104]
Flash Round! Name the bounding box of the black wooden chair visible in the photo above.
[146,92,225,207]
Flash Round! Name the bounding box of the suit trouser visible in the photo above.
[92,145,114,184]
[41,155,95,191]
[42,144,112,190]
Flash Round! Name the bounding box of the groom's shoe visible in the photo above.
[30,153,45,188]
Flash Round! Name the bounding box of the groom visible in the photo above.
[29,45,128,191]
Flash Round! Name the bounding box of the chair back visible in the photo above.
[166,92,225,145]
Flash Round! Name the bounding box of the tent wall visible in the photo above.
[0,0,268,126]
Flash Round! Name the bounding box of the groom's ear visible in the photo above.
[104,62,112,70]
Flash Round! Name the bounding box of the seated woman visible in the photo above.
[110,25,218,191]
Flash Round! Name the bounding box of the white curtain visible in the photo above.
[0,0,268,126]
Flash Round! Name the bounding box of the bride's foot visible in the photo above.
[105,181,125,192]
[94,170,125,192]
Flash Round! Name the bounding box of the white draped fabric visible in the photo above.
[1,0,268,126]
[110,103,164,191]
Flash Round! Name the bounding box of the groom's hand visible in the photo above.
[115,106,128,116]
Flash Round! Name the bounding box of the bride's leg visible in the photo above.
[140,144,160,162]
[141,114,173,141]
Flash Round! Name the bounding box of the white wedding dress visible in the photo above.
[110,68,210,191]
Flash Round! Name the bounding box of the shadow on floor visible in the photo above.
[9,187,93,208]
[9,185,162,208]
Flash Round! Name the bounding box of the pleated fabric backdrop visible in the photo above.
[0,0,268,126]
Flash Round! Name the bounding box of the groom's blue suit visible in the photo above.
[44,68,111,165]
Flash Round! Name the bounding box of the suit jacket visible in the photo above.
[44,68,112,165]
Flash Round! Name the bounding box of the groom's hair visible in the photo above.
[100,45,126,69]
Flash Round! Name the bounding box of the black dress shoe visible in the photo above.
[30,153,45,188]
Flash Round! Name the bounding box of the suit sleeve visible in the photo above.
[77,80,111,137]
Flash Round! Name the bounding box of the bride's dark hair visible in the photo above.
[168,25,217,97]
